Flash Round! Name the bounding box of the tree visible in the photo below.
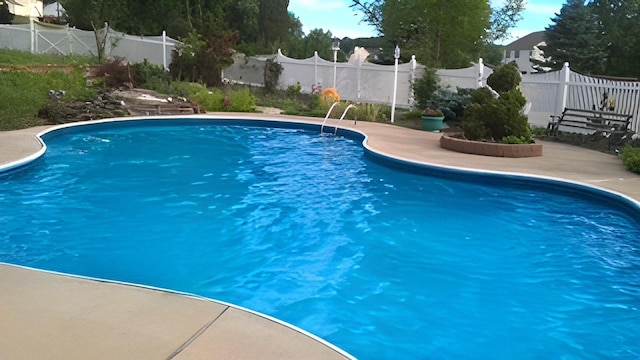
[480,43,505,67]
[258,0,290,46]
[280,27,349,61]
[226,0,260,43]
[0,2,14,24]
[350,0,525,45]
[592,0,640,77]
[487,0,525,43]
[536,0,608,74]
[169,28,239,86]
[379,0,490,68]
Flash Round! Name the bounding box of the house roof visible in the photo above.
[44,1,65,16]
[504,31,545,52]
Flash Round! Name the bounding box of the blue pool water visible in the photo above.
[1,120,639,359]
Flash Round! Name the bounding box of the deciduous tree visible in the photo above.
[350,0,524,68]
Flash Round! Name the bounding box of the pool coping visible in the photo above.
[1,113,640,359]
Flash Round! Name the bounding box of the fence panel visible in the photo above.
[521,71,562,128]
[0,21,177,68]
[565,72,640,133]
[437,65,490,91]
[108,31,179,67]
[223,53,272,86]
[0,24,30,51]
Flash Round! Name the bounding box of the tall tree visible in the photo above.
[380,0,490,68]
[0,2,14,24]
[536,0,608,74]
[592,0,640,77]
[258,0,289,46]
[226,0,260,43]
[351,0,524,43]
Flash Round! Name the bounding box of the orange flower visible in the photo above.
[320,87,340,104]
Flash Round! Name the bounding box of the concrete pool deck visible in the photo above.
[1,114,639,359]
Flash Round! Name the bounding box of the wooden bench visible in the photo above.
[547,108,632,135]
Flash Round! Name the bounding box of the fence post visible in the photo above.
[555,62,570,116]
[313,51,318,89]
[477,58,484,88]
[67,24,72,54]
[409,55,417,105]
[30,17,35,53]
[357,59,362,100]
[162,30,168,71]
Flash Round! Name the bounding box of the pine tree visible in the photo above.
[535,0,608,74]
[592,0,640,77]
[0,2,14,24]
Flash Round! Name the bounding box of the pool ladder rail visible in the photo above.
[320,102,357,135]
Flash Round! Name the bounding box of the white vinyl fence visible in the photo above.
[522,63,640,132]
[223,49,491,108]
[0,19,179,69]
[223,54,639,133]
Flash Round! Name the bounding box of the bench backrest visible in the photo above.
[562,108,632,124]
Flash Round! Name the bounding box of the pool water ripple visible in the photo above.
[1,123,639,359]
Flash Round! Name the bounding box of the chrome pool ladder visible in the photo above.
[320,103,357,135]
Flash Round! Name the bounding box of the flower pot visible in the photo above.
[421,115,445,131]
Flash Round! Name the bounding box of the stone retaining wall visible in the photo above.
[440,135,543,158]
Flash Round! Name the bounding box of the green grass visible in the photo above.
[0,49,96,66]
[0,70,95,131]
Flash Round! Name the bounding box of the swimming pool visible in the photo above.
[1,119,639,359]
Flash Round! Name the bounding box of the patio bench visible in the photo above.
[547,108,632,135]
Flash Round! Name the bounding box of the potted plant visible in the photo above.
[421,108,445,131]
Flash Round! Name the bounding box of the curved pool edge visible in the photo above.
[0,262,356,360]
[1,114,639,358]
[361,144,640,216]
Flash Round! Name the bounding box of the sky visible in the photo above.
[288,0,564,45]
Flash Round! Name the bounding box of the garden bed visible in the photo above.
[440,134,543,158]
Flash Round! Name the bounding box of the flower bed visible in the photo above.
[440,134,543,158]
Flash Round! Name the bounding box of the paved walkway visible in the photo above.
[1,114,639,360]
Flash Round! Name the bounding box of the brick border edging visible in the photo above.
[439,134,543,158]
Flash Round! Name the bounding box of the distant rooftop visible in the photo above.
[504,31,545,52]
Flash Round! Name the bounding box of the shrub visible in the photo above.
[227,87,256,112]
[412,68,440,110]
[471,87,496,105]
[91,57,134,88]
[487,62,521,94]
[428,88,474,121]
[130,59,170,89]
[462,62,532,144]
[621,145,640,174]
[287,82,301,99]
[190,87,255,112]
[264,58,283,92]
[461,103,491,140]
[169,81,208,97]
[353,103,391,122]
